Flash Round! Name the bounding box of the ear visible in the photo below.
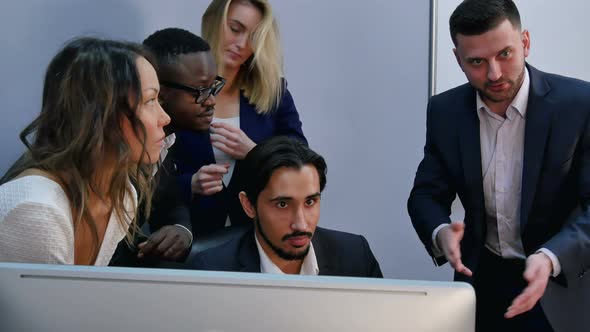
[522,29,531,58]
[453,48,462,67]
[239,191,256,219]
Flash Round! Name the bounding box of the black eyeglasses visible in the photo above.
[161,76,226,104]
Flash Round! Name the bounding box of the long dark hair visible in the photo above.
[2,37,158,262]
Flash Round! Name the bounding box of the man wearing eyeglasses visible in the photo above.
[110,28,215,265]
[136,28,235,240]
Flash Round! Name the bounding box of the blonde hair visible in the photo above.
[202,0,284,114]
[2,37,157,263]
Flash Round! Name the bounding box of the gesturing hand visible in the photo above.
[191,163,230,196]
[137,225,192,261]
[210,122,256,160]
[505,252,553,319]
[436,222,473,277]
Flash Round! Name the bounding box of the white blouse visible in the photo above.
[0,175,135,265]
[211,116,240,186]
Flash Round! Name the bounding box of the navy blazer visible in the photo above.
[169,87,306,236]
[408,64,590,286]
[188,226,383,278]
[407,64,590,331]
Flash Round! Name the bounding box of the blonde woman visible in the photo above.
[0,37,170,265]
[163,2,306,235]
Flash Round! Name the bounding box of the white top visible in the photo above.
[211,116,239,186]
[254,232,319,275]
[0,175,136,265]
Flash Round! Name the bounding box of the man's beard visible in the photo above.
[255,216,312,261]
[478,67,525,104]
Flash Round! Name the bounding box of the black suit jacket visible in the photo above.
[407,64,590,331]
[188,226,383,278]
[109,158,192,266]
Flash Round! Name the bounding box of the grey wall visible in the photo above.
[0,1,451,280]
[434,0,590,94]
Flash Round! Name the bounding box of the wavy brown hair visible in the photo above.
[1,37,158,263]
[202,0,284,114]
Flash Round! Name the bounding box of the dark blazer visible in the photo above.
[109,158,191,267]
[407,64,590,332]
[188,226,383,278]
[170,87,306,236]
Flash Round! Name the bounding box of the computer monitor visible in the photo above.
[0,262,475,331]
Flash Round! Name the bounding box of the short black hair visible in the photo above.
[450,0,521,46]
[142,27,210,65]
[242,136,327,207]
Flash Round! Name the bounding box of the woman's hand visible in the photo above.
[210,122,256,160]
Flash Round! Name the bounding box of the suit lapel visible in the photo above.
[458,90,486,239]
[520,65,552,231]
[312,228,337,276]
[237,230,262,273]
[239,93,255,139]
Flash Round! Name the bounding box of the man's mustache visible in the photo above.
[282,231,313,241]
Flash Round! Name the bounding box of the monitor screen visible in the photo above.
[0,262,475,331]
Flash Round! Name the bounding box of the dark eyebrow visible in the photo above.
[306,193,321,200]
[269,196,293,202]
[269,192,321,202]
[465,56,483,62]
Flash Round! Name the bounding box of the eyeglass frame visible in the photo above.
[160,76,226,104]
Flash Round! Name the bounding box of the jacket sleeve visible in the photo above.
[407,98,456,260]
[148,159,192,233]
[274,82,307,145]
[543,111,590,287]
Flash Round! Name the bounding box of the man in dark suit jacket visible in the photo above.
[110,150,193,266]
[192,226,382,277]
[191,136,382,277]
[111,28,219,266]
[408,1,590,331]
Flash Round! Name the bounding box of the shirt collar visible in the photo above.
[153,133,176,176]
[254,232,319,276]
[476,67,530,119]
[160,133,176,161]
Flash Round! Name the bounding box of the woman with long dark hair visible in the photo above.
[0,37,170,265]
